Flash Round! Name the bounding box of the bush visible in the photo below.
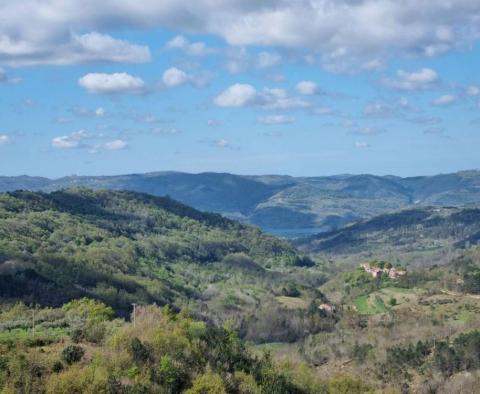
[185,372,226,394]
[61,345,84,365]
[129,337,150,364]
[52,361,63,373]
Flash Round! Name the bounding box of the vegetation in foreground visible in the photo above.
[0,300,374,394]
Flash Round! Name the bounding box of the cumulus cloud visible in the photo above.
[259,88,310,110]
[0,134,10,145]
[52,130,91,149]
[78,73,145,94]
[258,115,295,125]
[214,84,257,107]
[1,2,480,69]
[165,35,213,56]
[296,81,320,95]
[224,48,283,73]
[162,67,188,87]
[383,68,439,90]
[0,31,150,67]
[433,94,457,106]
[214,84,310,110]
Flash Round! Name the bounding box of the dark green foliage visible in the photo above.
[129,337,151,364]
[387,340,432,369]
[61,345,84,365]
[52,361,63,373]
[434,330,480,376]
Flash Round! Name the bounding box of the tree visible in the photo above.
[185,372,226,394]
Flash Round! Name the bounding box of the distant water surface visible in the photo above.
[264,227,329,239]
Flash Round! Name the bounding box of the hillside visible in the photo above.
[1,170,480,234]
[296,207,480,266]
[0,189,313,307]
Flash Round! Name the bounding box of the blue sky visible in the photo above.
[0,1,479,178]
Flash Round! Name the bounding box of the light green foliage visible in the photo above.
[185,372,226,394]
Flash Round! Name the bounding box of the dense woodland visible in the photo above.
[1,189,480,392]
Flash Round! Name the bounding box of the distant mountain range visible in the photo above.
[1,170,480,234]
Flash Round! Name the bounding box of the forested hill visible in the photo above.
[296,206,480,256]
[0,189,312,314]
[1,170,480,233]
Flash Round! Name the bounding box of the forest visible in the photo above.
[1,189,480,393]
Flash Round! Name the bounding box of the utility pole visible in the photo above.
[32,305,36,339]
[132,303,136,327]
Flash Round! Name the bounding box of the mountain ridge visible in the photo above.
[1,170,480,233]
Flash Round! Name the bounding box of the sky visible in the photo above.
[0,1,479,178]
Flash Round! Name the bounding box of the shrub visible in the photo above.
[61,345,84,365]
[129,337,150,364]
[52,361,63,373]
[185,372,226,394]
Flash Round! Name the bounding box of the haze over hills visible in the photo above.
[1,170,480,235]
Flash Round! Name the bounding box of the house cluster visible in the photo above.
[361,262,406,279]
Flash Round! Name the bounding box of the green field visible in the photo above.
[353,294,387,314]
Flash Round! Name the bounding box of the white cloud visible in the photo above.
[296,81,319,95]
[259,88,310,110]
[466,85,480,96]
[433,94,457,106]
[162,67,188,87]
[0,31,150,67]
[52,130,91,149]
[224,48,282,73]
[256,52,282,68]
[165,35,212,56]
[363,102,393,117]
[214,139,229,148]
[383,68,439,90]
[102,139,128,151]
[1,2,480,69]
[95,107,106,117]
[214,84,309,110]
[0,134,10,145]
[151,127,179,135]
[355,141,370,149]
[214,84,257,107]
[258,115,294,125]
[78,73,145,94]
